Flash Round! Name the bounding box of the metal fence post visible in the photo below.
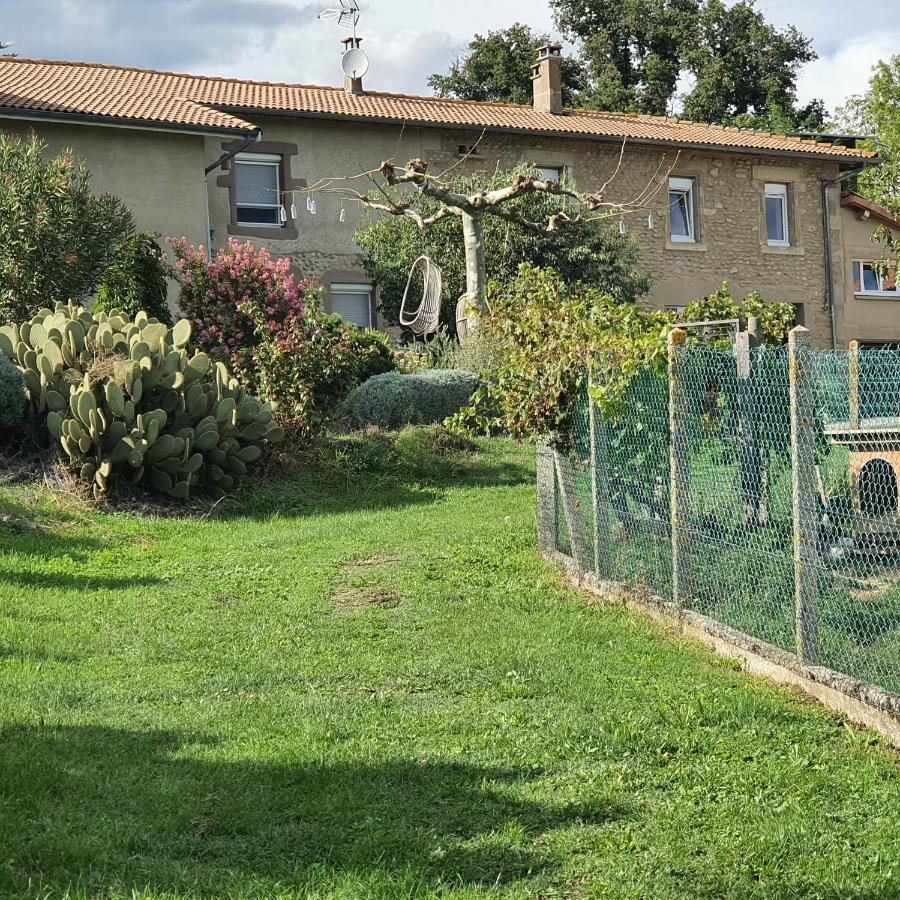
[788,326,820,665]
[668,328,691,606]
[553,448,592,574]
[588,385,612,579]
[736,322,762,528]
[848,339,860,429]
[536,442,557,555]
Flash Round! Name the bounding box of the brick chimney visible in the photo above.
[342,36,365,95]
[531,44,563,114]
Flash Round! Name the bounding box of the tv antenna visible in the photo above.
[318,1,360,36]
[319,1,369,82]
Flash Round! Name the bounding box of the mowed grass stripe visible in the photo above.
[0,437,898,899]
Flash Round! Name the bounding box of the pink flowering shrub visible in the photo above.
[170,237,308,384]
[169,236,395,436]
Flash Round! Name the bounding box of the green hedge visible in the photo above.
[0,354,26,428]
[350,369,480,430]
[94,232,172,325]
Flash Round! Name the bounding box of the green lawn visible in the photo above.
[2,435,900,899]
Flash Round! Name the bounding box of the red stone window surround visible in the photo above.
[216,140,306,241]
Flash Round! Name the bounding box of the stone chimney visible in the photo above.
[531,44,563,114]
[342,36,365,95]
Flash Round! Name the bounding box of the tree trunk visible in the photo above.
[462,209,487,328]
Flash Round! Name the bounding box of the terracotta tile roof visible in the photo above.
[841,191,900,229]
[0,57,877,161]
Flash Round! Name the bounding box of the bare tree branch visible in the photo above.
[288,142,679,320]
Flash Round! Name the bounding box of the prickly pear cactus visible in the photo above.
[0,302,283,500]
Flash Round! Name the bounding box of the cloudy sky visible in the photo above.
[2,0,898,116]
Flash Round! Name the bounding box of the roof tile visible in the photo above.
[0,57,876,160]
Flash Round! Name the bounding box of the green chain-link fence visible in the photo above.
[537,329,900,697]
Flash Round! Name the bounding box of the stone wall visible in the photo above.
[204,115,848,346]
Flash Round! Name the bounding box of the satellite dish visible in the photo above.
[341,47,369,79]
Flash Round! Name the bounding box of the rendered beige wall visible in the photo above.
[0,120,210,308]
[205,115,842,345]
[835,208,900,346]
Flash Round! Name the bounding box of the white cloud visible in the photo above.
[797,31,900,117]
[1,0,898,116]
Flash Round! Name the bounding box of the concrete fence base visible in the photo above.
[543,549,900,750]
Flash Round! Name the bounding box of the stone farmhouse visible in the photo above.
[0,44,897,348]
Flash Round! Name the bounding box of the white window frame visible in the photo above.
[853,260,899,298]
[330,282,374,328]
[668,177,696,243]
[536,165,563,182]
[234,152,283,228]
[765,182,790,247]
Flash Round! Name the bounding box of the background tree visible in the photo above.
[428,23,586,106]
[0,133,134,324]
[550,0,700,115]
[356,164,650,332]
[838,56,900,216]
[680,0,817,126]
[430,0,824,129]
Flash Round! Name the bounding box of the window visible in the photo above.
[330,283,373,328]
[853,261,899,297]
[665,305,688,316]
[537,166,563,182]
[765,183,790,246]
[668,177,696,242]
[234,153,282,227]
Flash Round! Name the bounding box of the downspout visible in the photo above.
[203,129,263,259]
[204,129,262,176]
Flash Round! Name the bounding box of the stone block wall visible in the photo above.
[205,116,845,347]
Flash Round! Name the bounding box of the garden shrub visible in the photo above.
[173,237,394,434]
[682,282,796,345]
[0,353,26,428]
[94,232,172,324]
[254,310,395,436]
[448,264,671,448]
[172,237,307,386]
[0,302,282,500]
[0,133,134,324]
[350,369,480,430]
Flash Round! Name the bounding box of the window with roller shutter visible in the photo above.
[330,283,374,328]
[234,153,282,227]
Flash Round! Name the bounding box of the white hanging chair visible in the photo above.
[399,255,442,335]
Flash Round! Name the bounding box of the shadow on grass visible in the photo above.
[0,724,623,896]
[219,435,536,522]
[0,496,164,593]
